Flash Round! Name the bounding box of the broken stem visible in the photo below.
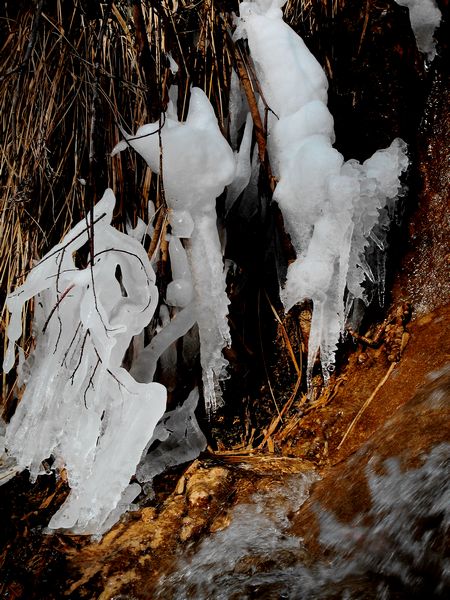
[337,361,396,450]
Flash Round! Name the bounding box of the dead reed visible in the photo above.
[0,0,319,425]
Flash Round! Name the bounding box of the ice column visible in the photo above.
[113,87,236,412]
[235,0,408,381]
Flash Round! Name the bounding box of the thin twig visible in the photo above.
[257,288,281,418]
[264,290,301,376]
[42,283,75,334]
[337,362,396,450]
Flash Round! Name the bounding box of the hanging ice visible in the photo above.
[226,113,254,214]
[394,0,442,61]
[235,0,409,381]
[2,189,167,534]
[136,387,207,485]
[112,87,236,413]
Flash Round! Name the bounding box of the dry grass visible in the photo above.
[0,0,233,398]
[0,0,320,404]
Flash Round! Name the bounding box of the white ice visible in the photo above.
[2,189,167,534]
[395,0,442,60]
[113,87,236,412]
[236,0,409,381]
[228,68,250,150]
[166,236,194,308]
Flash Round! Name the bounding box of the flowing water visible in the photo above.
[154,444,449,599]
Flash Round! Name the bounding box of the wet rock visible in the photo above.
[291,366,450,597]
[392,65,450,315]
[153,369,449,600]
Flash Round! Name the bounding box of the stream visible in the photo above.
[153,371,450,600]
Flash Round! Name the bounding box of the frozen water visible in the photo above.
[395,0,442,60]
[2,189,167,535]
[48,369,166,534]
[131,304,197,384]
[228,68,249,150]
[168,210,194,239]
[235,0,409,382]
[112,88,235,213]
[136,387,207,485]
[235,1,328,117]
[166,237,194,308]
[188,213,232,411]
[225,113,253,214]
[113,87,236,412]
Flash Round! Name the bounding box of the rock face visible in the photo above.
[290,367,450,598]
[150,369,449,600]
[392,66,450,315]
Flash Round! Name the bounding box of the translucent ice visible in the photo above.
[225,113,253,214]
[188,213,232,411]
[168,210,194,239]
[131,304,197,384]
[229,68,249,150]
[136,387,207,485]
[2,189,167,534]
[236,1,409,382]
[166,237,194,308]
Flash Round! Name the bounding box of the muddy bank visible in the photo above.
[155,370,449,599]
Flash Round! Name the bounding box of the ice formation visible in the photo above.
[225,113,253,214]
[136,387,207,485]
[395,0,442,60]
[112,87,236,412]
[235,0,409,381]
[228,68,250,150]
[2,189,167,534]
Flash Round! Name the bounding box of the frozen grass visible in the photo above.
[0,0,237,402]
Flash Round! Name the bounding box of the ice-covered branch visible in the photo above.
[235,0,409,382]
[2,189,166,534]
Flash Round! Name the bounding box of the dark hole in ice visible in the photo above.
[115,264,128,297]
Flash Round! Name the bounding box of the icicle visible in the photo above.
[226,113,254,214]
[189,213,231,413]
[166,236,194,308]
[113,87,236,413]
[237,0,409,379]
[229,68,249,150]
